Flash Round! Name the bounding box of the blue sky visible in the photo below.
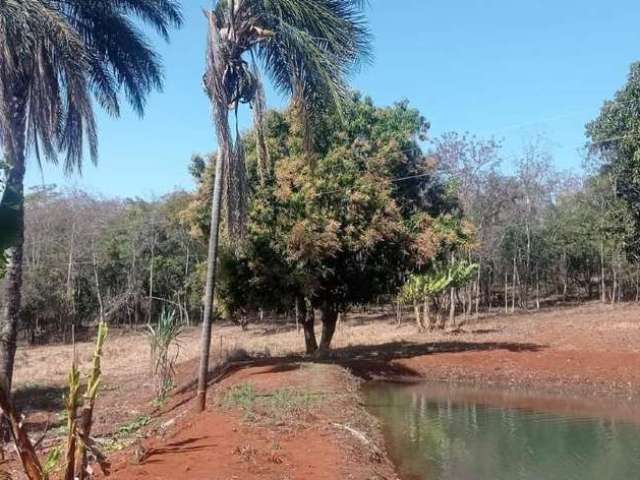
[24,0,640,198]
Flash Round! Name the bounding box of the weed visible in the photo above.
[267,388,316,412]
[222,383,258,411]
[221,383,320,424]
[147,308,182,402]
[42,447,62,477]
[151,396,166,409]
[100,414,153,453]
[116,415,152,437]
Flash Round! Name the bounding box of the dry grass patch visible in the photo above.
[15,302,640,395]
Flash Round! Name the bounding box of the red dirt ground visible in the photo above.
[9,302,640,479]
[396,349,640,397]
[388,303,640,399]
[104,363,396,480]
[113,411,345,480]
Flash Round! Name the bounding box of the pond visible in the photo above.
[363,381,640,480]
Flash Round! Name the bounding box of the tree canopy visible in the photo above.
[186,94,463,352]
[587,61,640,257]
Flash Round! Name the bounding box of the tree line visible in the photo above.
[19,186,204,344]
[15,88,640,347]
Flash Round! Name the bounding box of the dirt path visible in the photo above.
[104,363,396,480]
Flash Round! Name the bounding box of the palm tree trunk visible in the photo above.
[197,14,235,413]
[0,92,27,394]
[195,151,224,413]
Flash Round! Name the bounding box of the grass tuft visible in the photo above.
[221,383,321,424]
[101,414,153,453]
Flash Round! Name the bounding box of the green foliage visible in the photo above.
[0,168,18,266]
[222,383,318,423]
[449,261,480,289]
[398,275,426,304]
[541,175,634,294]
[43,447,62,478]
[20,188,204,343]
[0,0,182,171]
[267,387,316,412]
[115,415,152,437]
[198,95,458,320]
[1,159,14,276]
[101,414,153,453]
[203,0,371,235]
[208,0,371,116]
[222,383,258,411]
[587,61,640,257]
[399,261,479,304]
[147,308,182,401]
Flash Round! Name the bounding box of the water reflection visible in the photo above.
[364,382,640,480]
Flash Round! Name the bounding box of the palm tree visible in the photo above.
[196,0,371,411]
[0,0,182,392]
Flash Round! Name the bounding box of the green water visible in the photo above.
[363,382,640,480]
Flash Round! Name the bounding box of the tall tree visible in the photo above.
[587,62,640,258]
[0,0,182,392]
[212,96,451,352]
[197,0,371,411]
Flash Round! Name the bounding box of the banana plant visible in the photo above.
[449,261,479,289]
[399,261,479,331]
[399,275,428,330]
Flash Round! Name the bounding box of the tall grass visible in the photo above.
[147,308,182,402]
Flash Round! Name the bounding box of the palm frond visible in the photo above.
[205,0,370,234]
[58,0,180,116]
[0,0,182,174]
[250,55,270,182]
[253,0,371,111]
[0,0,93,168]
